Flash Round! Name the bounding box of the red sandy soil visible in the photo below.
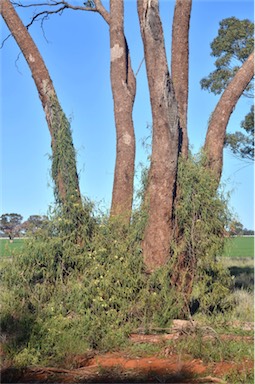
[1,352,253,383]
[1,321,253,383]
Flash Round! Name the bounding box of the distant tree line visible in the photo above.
[229,219,254,236]
[0,213,48,240]
[1,213,253,241]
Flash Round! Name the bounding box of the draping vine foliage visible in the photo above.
[0,154,233,366]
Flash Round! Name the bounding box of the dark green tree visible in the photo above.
[200,17,254,97]
[0,213,23,240]
[201,17,254,163]
[225,105,254,161]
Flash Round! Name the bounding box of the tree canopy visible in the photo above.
[0,213,23,239]
[201,16,254,163]
[200,17,254,97]
[225,105,254,161]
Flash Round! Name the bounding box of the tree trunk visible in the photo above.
[1,0,82,208]
[171,0,193,300]
[109,0,136,223]
[85,0,136,224]
[171,0,192,158]
[137,0,180,272]
[204,51,254,182]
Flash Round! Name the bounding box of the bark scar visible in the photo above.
[111,44,124,62]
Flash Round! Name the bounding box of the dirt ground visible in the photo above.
[1,352,253,383]
[1,321,254,383]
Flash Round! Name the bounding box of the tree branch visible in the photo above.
[25,6,67,30]
[11,1,63,7]
[93,0,110,24]
[10,0,110,24]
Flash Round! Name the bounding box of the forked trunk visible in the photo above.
[109,0,136,223]
[204,51,254,182]
[137,0,180,271]
[171,0,192,158]
[1,0,82,208]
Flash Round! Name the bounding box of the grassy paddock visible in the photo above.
[1,236,254,258]
[222,236,254,258]
[0,238,26,257]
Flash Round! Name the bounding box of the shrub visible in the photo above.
[0,154,234,365]
[172,153,232,314]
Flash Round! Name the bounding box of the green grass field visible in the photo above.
[0,238,26,257]
[0,236,254,258]
[223,236,254,258]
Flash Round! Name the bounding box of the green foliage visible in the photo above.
[49,95,81,208]
[0,208,181,364]
[0,156,235,365]
[22,215,48,235]
[14,348,41,368]
[0,210,144,364]
[173,153,232,314]
[200,17,254,96]
[224,367,254,383]
[0,213,23,239]
[175,154,229,248]
[228,219,244,236]
[167,332,253,363]
[201,17,254,161]
[175,154,230,255]
[225,105,254,161]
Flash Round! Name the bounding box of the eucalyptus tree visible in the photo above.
[0,213,23,240]
[3,1,254,278]
[137,0,254,272]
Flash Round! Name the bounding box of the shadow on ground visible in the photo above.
[1,366,201,383]
[228,265,254,290]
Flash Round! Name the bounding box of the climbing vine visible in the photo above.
[49,96,81,207]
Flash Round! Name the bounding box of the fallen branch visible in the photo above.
[130,333,179,343]
[199,376,228,384]
[30,365,97,375]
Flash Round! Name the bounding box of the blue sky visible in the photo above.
[1,0,254,229]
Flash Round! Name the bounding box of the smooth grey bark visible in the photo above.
[109,0,136,223]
